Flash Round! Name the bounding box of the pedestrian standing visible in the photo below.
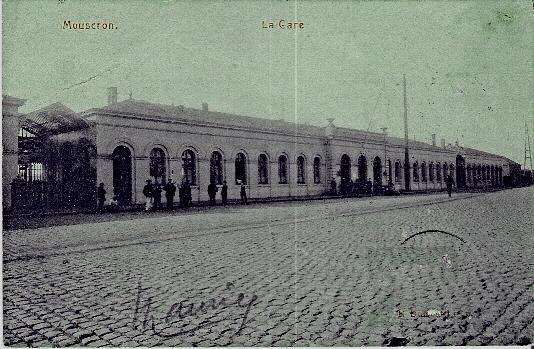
[240,181,248,204]
[208,182,218,205]
[153,182,163,210]
[97,183,106,212]
[221,180,228,205]
[330,177,337,195]
[445,175,454,197]
[143,179,154,211]
[163,179,176,210]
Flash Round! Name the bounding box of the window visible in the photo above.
[278,155,288,184]
[210,151,223,185]
[18,162,45,181]
[149,148,166,184]
[429,163,434,182]
[235,152,247,185]
[413,162,419,182]
[394,161,401,182]
[258,154,269,184]
[182,150,196,185]
[421,162,427,182]
[297,156,306,184]
[436,163,441,182]
[313,157,321,184]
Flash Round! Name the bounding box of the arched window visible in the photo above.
[429,163,434,182]
[235,152,247,185]
[436,163,442,182]
[149,148,166,184]
[373,156,382,185]
[258,154,269,184]
[394,161,401,182]
[358,155,367,181]
[182,150,196,185]
[210,151,223,185]
[297,156,306,184]
[340,154,351,181]
[413,161,419,182]
[313,157,321,184]
[421,162,427,182]
[278,155,288,184]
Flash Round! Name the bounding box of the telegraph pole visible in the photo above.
[403,74,411,191]
[525,121,532,170]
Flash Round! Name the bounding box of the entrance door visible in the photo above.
[113,146,132,205]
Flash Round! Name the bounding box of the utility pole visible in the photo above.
[525,121,532,170]
[403,74,411,191]
[381,127,388,184]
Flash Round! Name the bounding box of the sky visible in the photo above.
[2,0,533,164]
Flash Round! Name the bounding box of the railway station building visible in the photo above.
[2,91,519,211]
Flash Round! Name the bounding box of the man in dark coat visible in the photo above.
[208,182,218,205]
[445,175,455,197]
[183,180,191,208]
[97,183,106,212]
[163,179,176,210]
[221,181,228,205]
[240,181,248,205]
[330,178,337,195]
[153,182,163,210]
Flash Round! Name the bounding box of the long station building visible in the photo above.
[2,91,519,210]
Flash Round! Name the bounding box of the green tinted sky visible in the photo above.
[2,0,533,163]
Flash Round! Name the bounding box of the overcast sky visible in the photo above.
[2,0,533,164]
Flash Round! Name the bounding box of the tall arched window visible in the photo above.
[436,163,442,182]
[373,156,382,185]
[258,154,269,184]
[149,148,166,184]
[413,162,419,182]
[278,155,288,184]
[429,163,434,182]
[313,157,321,184]
[210,151,223,185]
[235,152,247,184]
[297,156,306,184]
[394,161,401,182]
[421,162,427,182]
[182,150,196,185]
[340,154,351,181]
[358,155,367,181]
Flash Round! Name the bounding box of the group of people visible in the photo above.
[330,177,391,197]
[207,180,248,206]
[143,179,192,211]
[96,178,249,213]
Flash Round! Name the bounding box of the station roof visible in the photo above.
[21,103,89,136]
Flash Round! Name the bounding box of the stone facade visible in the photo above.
[2,95,518,209]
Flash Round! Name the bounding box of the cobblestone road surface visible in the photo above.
[3,188,534,346]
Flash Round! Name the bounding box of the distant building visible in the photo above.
[2,92,519,211]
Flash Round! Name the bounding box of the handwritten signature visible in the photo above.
[132,280,258,337]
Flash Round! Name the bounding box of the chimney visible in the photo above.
[441,138,446,148]
[431,134,436,147]
[202,102,208,112]
[107,87,118,105]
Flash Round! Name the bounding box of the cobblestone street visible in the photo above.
[3,188,534,347]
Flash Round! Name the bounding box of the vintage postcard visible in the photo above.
[2,0,533,347]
